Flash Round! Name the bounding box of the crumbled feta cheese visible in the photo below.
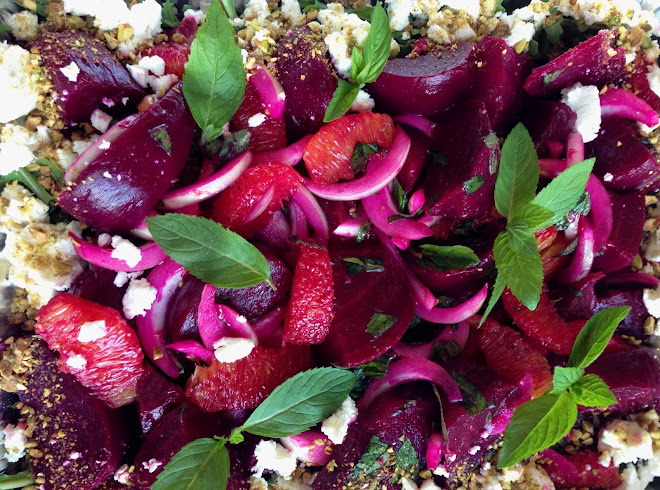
[114,464,131,484]
[99,140,111,150]
[6,11,39,41]
[321,396,358,445]
[122,277,157,320]
[0,42,41,123]
[138,55,166,77]
[110,235,142,268]
[98,233,112,247]
[72,135,99,155]
[648,64,660,100]
[645,230,660,262]
[243,0,271,22]
[280,0,305,25]
[0,123,49,176]
[350,89,375,113]
[213,337,256,363]
[2,424,27,463]
[184,8,206,24]
[598,420,654,466]
[142,458,163,473]
[78,320,108,342]
[66,354,88,370]
[317,4,370,78]
[0,182,49,228]
[248,113,267,127]
[148,74,179,97]
[644,285,660,317]
[114,270,142,288]
[60,61,81,83]
[252,440,298,479]
[127,64,150,88]
[561,83,601,143]
[91,109,112,133]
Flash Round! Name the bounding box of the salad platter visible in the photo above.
[2,0,660,488]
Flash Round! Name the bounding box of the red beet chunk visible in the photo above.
[524,30,626,96]
[624,59,660,113]
[69,264,127,312]
[424,99,498,222]
[539,449,620,489]
[166,275,204,343]
[368,43,474,117]
[230,84,288,152]
[32,31,144,123]
[58,85,196,233]
[592,191,645,273]
[522,100,577,157]
[6,338,127,489]
[275,27,338,140]
[318,244,415,367]
[135,363,185,435]
[469,36,532,133]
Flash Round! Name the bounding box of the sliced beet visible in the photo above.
[317,244,415,367]
[367,43,474,117]
[58,85,196,233]
[166,275,204,343]
[135,363,185,435]
[5,338,126,489]
[592,191,645,273]
[31,31,144,123]
[586,118,660,193]
[523,30,626,96]
[69,264,126,312]
[424,99,497,222]
[593,288,648,339]
[553,272,605,322]
[624,59,660,113]
[469,36,533,133]
[522,100,576,157]
[275,27,338,140]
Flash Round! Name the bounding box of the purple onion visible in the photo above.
[166,340,214,364]
[415,284,489,324]
[600,87,660,127]
[251,135,312,167]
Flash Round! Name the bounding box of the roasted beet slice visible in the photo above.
[318,244,415,367]
[135,363,185,435]
[553,272,605,322]
[539,449,620,489]
[594,288,648,339]
[58,85,196,233]
[592,191,645,273]
[368,43,474,117]
[624,59,660,113]
[275,27,338,140]
[69,264,127,312]
[167,275,204,343]
[32,31,144,123]
[586,119,660,193]
[522,100,577,157]
[523,30,626,96]
[469,36,532,133]
[424,99,498,222]
[1,338,127,489]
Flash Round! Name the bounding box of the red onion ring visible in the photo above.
[392,322,469,359]
[166,340,214,365]
[362,188,433,242]
[249,63,286,120]
[393,114,436,138]
[251,135,312,167]
[557,215,595,285]
[600,87,660,127]
[197,284,232,349]
[292,185,330,244]
[415,283,489,324]
[69,233,166,272]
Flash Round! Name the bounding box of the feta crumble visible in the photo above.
[644,285,660,317]
[91,109,112,133]
[213,337,256,363]
[0,42,41,124]
[122,278,157,320]
[350,89,375,113]
[248,113,267,127]
[78,320,108,343]
[5,11,39,41]
[561,83,602,143]
[598,419,654,466]
[321,396,358,445]
[60,61,81,83]
[2,424,27,464]
[66,354,88,370]
[252,440,298,479]
[138,55,166,77]
[114,270,143,288]
[110,235,142,268]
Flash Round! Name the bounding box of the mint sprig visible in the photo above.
[324,2,391,122]
[498,306,629,467]
[182,0,245,143]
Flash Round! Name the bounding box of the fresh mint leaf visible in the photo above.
[349,356,390,398]
[147,214,272,289]
[346,5,375,21]
[499,392,577,468]
[160,0,180,28]
[464,176,486,195]
[513,203,555,232]
[357,220,371,242]
[183,0,245,143]
[570,374,617,407]
[391,178,408,212]
[299,0,327,12]
[392,439,420,483]
[452,370,490,415]
[531,158,594,229]
[350,435,419,485]
[507,220,539,258]
[0,24,10,36]
[220,0,238,17]
[150,125,173,154]
[366,312,398,337]
[324,79,360,123]
[554,192,590,231]
[350,436,390,482]
[152,438,229,490]
[343,257,385,275]
[494,123,539,219]
[0,470,35,489]
[543,20,563,44]
[350,141,381,174]
[495,0,505,13]
[543,69,563,86]
[232,367,356,439]
[479,274,505,327]
[567,306,630,369]
[551,366,584,394]
[418,244,480,271]
[1,168,54,205]
[493,231,543,310]
[217,129,251,160]
[351,2,391,85]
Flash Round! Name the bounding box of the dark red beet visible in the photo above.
[169,16,198,42]
[32,31,144,123]
[69,265,126,312]
[424,99,497,222]
[553,272,605,322]
[586,347,660,414]
[592,191,645,273]
[624,59,660,113]
[8,338,127,489]
[166,275,204,343]
[135,363,185,435]
[539,449,620,489]
[275,27,338,140]
[524,30,626,96]
[586,119,660,193]
[469,36,533,133]
[318,244,415,367]
[368,43,474,117]
[397,128,431,193]
[230,85,288,152]
[58,85,196,233]
[522,100,577,157]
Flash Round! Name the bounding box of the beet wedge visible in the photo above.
[32,31,144,123]
[58,85,196,233]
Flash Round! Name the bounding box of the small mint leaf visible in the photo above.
[479,274,505,327]
[551,366,584,394]
[493,231,543,310]
[507,220,539,258]
[570,374,617,407]
[152,438,229,490]
[513,203,555,232]
[324,79,361,123]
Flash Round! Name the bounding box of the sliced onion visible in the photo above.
[564,215,580,241]
[135,258,187,378]
[244,183,276,224]
[197,284,232,350]
[415,283,489,324]
[161,151,252,209]
[130,210,158,240]
[303,127,411,201]
[257,209,291,247]
[249,63,286,120]
[407,189,425,215]
[251,135,312,167]
[604,272,660,289]
[292,185,330,244]
[288,202,309,239]
[393,114,436,138]
[586,175,613,252]
[333,217,364,237]
[166,340,214,364]
[426,433,444,470]
[392,322,469,359]
[547,140,564,159]
[391,237,410,250]
[557,215,595,285]
[566,132,584,165]
[357,358,462,411]
[600,88,660,127]
[252,306,285,346]
[281,431,332,466]
[219,304,258,341]
[538,158,568,178]
[484,409,513,436]
[69,233,166,272]
[363,188,432,241]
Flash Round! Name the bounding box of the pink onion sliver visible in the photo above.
[391,237,410,250]
[564,215,580,241]
[604,272,660,289]
[281,431,332,466]
[392,323,469,359]
[289,202,309,239]
[249,63,286,120]
[251,135,312,167]
[407,189,425,215]
[257,210,291,247]
[218,304,258,342]
[161,151,252,209]
[244,183,275,224]
[415,283,489,324]
[358,358,462,411]
[166,340,214,365]
[252,306,285,345]
[557,216,595,285]
[600,88,660,127]
[303,127,411,201]
[426,433,444,470]
[547,140,564,159]
[197,284,232,349]
[136,258,187,378]
[566,132,584,165]
[538,158,568,178]
[393,114,436,138]
[586,175,613,252]
[292,186,330,244]
[333,217,363,237]
[130,210,159,241]
[485,410,513,436]
[69,233,166,272]
[363,190,433,241]
[174,202,201,216]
